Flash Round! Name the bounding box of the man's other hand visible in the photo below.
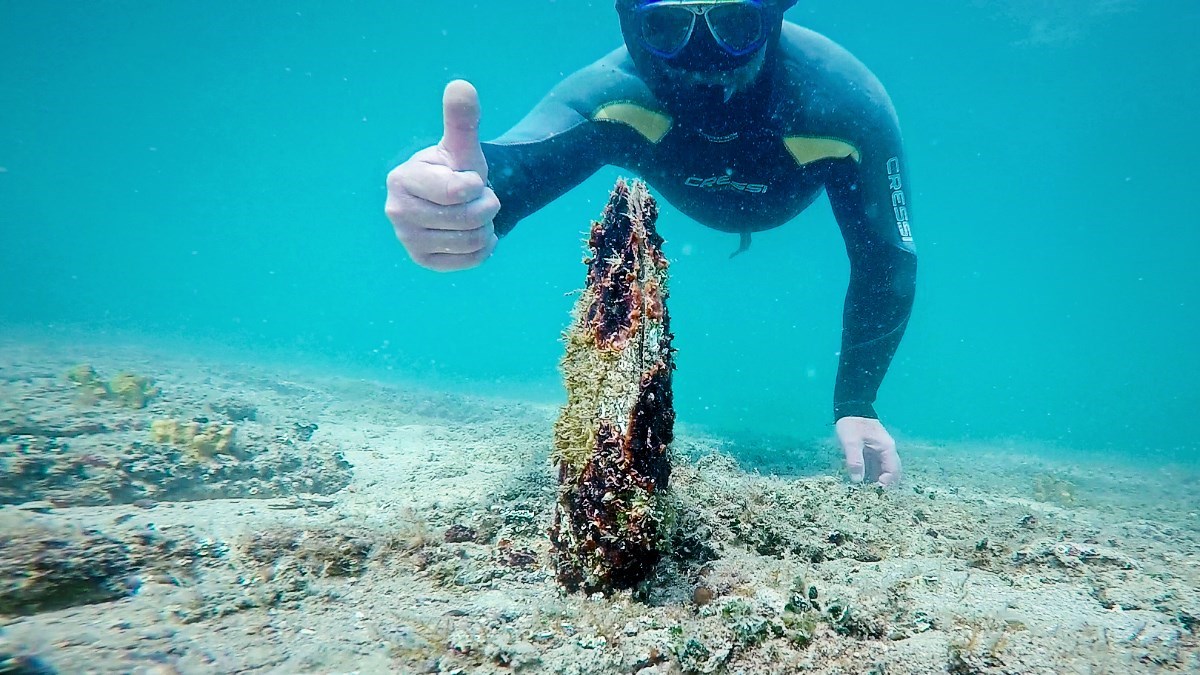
[836,416,902,487]
[385,80,500,272]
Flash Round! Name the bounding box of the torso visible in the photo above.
[633,118,830,234]
[581,23,882,234]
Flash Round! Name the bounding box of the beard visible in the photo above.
[662,48,768,103]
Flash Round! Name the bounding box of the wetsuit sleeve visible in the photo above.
[481,75,614,236]
[825,113,918,422]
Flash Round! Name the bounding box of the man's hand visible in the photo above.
[385,80,500,272]
[836,416,902,487]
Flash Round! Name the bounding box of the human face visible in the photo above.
[631,1,769,60]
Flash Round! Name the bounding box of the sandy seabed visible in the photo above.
[0,338,1197,674]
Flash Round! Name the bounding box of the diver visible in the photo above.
[384,0,916,487]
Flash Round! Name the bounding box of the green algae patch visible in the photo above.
[66,364,160,409]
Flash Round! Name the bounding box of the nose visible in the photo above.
[669,16,730,72]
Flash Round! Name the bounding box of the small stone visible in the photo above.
[444,524,477,543]
[499,547,537,568]
[293,422,318,441]
[577,635,607,649]
[133,499,157,509]
[692,585,714,606]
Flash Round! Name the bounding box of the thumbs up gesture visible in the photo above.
[385,80,500,271]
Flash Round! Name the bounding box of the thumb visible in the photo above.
[439,79,489,183]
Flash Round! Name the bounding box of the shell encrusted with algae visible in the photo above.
[551,178,676,594]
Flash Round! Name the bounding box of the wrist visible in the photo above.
[833,400,877,423]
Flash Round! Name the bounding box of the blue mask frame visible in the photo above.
[631,0,769,59]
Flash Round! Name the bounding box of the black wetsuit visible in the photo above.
[481,23,917,422]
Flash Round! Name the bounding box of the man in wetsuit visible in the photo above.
[384,0,916,486]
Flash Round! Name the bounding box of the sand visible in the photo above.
[1,338,1197,674]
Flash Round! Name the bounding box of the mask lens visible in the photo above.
[706,3,764,55]
[639,6,696,57]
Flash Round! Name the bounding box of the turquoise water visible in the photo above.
[1,1,1197,462]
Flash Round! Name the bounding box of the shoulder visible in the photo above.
[554,48,664,116]
[551,48,672,144]
[492,48,670,146]
[773,24,899,135]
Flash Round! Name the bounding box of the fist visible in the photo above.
[385,80,500,271]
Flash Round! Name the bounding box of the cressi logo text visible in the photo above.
[684,175,769,194]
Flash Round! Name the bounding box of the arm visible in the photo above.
[386,56,644,272]
[482,72,617,236]
[825,113,918,422]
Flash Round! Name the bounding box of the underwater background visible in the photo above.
[1,0,1197,465]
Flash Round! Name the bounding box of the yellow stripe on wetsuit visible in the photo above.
[783,136,861,166]
[592,103,673,144]
[589,105,860,169]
